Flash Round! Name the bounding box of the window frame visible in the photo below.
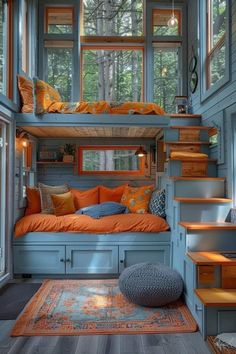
[78,145,145,175]
[200,0,230,102]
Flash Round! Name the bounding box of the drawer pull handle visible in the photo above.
[195,304,203,312]
[66,258,71,263]
[120,260,124,263]
[60,258,64,263]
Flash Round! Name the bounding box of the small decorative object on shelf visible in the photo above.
[38,149,57,162]
[174,96,188,114]
[63,143,76,163]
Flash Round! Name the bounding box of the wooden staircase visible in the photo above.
[162,114,236,340]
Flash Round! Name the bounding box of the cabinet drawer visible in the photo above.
[13,245,65,274]
[119,245,170,272]
[66,245,118,274]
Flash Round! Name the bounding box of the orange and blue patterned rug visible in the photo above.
[11,279,197,336]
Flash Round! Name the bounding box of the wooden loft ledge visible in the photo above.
[14,113,170,128]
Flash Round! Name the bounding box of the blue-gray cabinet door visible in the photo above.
[13,245,65,274]
[65,245,118,274]
[119,245,170,273]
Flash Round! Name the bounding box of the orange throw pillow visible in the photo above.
[51,191,75,216]
[33,78,61,114]
[121,185,154,214]
[25,187,41,216]
[17,75,34,113]
[99,185,128,203]
[71,187,99,210]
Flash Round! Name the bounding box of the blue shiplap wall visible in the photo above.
[37,138,156,189]
[188,0,236,195]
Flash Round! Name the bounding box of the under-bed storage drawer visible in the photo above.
[119,245,170,272]
[66,245,118,274]
[13,245,65,274]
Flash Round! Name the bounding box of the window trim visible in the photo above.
[78,145,145,175]
[200,0,230,102]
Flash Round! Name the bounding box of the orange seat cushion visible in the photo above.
[99,185,128,203]
[71,187,99,210]
[17,75,34,113]
[33,78,61,114]
[51,191,76,216]
[25,187,41,216]
[121,185,154,214]
[14,213,169,238]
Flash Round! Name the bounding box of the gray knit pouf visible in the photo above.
[119,262,183,307]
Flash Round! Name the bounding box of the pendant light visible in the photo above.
[167,0,178,28]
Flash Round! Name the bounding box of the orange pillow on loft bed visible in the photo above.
[33,78,61,114]
[121,185,154,214]
[17,75,34,113]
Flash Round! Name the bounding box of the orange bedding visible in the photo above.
[14,213,169,238]
[45,101,165,115]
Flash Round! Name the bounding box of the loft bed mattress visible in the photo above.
[14,213,169,238]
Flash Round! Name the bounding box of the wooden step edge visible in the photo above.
[187,251,236,265]
[171,126,210,130]
[179,222,236,230]
[168,157,217,162]
[174,197,232,203]
[169,114,202,118]
[165,141,210,145]
[195,288,236,307]
[169,177,225,181]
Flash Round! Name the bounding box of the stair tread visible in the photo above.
[179,222,236,230]
[187,251,236,265]
[174,197,232,203]
[195,288,236,307]
[169,177,225,181]
[168,157,216,162]
[169,114,202,118]
[171,126,210,130]
[165,141,210,145]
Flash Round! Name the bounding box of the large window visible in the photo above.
[39,1,185,111]
[82,0,143,36]
[153,45,181,113]
[82,47,143,101]
[206,0,227,89]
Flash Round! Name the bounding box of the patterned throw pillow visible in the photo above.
[17,75,34,113]
[121,185,154,214]
[33,78,61,114]
[38,183,69,214]
[149,189,166,218]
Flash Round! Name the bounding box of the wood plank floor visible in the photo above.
[0,280,211,354]
[0,321,211,353]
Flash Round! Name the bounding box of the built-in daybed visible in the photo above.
[14,111,172,277]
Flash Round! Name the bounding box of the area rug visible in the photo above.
[11,279,197,336]
[0,283,41,320]
[207,336,236,354]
